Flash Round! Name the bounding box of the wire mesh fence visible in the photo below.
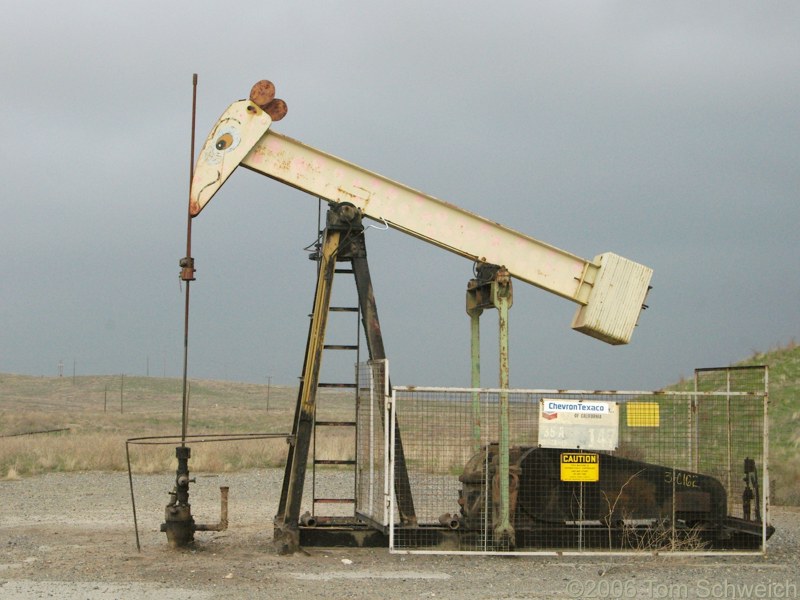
[388,367,769,555]
[693,367,769,525]
[355,360,390,529]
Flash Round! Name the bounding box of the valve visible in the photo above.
[160,446,230,548]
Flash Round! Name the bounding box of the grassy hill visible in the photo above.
[0,375,355,479]
[1,344,798,503]
[735,342,800,505]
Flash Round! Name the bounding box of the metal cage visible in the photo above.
[388,368,769,555]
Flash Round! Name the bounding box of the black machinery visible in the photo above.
[453,446,773,550]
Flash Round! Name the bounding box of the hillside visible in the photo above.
[1,344,798,503]
[0,375,355,480]
[736,342,800,504]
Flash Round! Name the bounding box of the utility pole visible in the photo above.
[266,375,272,412]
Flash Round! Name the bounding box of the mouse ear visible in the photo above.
[249,80,276,108]
[263,98,288,122]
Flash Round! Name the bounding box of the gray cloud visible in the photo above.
[1,1,797,390]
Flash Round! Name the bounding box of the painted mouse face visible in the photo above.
[190,100,272,216]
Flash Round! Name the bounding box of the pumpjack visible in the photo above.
[178,79,681,553]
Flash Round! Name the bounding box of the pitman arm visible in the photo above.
[189,99,652,345]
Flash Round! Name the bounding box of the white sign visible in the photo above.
[538,399,619,451]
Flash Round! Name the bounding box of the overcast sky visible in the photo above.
[1,1,798,391]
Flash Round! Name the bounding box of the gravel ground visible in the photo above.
[1,470,798,599]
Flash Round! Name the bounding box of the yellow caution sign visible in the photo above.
[560,452,599,482]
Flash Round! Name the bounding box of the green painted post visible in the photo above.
[470,312,482,453]
[493,273,514,544]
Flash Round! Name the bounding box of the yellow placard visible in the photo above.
[560,452,599,482]
[626,402,660,427]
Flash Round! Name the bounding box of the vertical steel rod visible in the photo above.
[763,366,769,547]
[726,370,732,510]
[181,73,198,446]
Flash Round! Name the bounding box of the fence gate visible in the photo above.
[389,372,769,555]
[355,359,390,530]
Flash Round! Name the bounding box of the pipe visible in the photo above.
[438,513,461,530]
[195,486,229,532]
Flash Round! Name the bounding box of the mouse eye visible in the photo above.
[213,126,240,152]
[203,123,241,165]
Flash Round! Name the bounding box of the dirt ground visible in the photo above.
[1,470,798,599]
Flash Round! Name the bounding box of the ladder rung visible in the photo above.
[334,268,354,274]
[318,382,357,389]
[329,306,359,312]
[313,498,356,504]
[323,344,359,350]
[314,459,356,465]
[316,421,357,427]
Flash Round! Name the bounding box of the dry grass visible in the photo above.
[0,374,355,478]
[3,353,799,508]
[620,519,710,552]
